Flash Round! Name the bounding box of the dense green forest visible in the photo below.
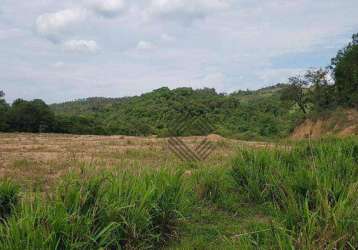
[0,33,357,139]
[0,85,304,139]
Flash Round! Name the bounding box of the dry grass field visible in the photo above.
[0,133,270,192]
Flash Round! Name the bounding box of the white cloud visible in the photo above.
[147,0,230,22]
[36,8,87,41]
[53,61,65,68]
[161,33,175,42]
[137,40,155,50]
[85,0,125,18]
[63,39,99,53]
[36,1,126,42]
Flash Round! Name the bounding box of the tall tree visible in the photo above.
[0,91,9,131]
[8,99,55,133]
[306,69,336,112]
[281,76,310,114]
[331,33,358,107]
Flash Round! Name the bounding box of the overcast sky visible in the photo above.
[1,0,357,103]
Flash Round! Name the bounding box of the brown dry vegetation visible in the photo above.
[291,109,358,139]
[0,133,271,192]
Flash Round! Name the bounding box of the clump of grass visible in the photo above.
[0,180,19,220]
[0,169,186,249]
[231,137,358,249]
[99,170,185,249]
[232,222,294,250]
[194,167,232,204]
[192,166,249,214]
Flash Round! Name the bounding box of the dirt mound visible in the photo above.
[291,120,324,139]
[207,134,225,142]
[291,109,358,139]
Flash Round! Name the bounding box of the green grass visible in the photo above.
[171,137,358,249]
[0,170,186,249]
[0,180,19,220]
[231,137,358,249]
[0,137,357,249]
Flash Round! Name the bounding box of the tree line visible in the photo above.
[0,95,105,135]
[0,86,301,139]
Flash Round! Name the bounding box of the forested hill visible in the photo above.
[51,83,288,116]
[51,97,127,116]
[49,84,303,139]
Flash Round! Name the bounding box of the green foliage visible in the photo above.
[307,69,337,113]
[0,91,9,131]
[194,168,230,204]
[331,33,358,107]
[7,99,56,133]
[0,181,19,220]
[49,85,301,139]
[281,76,310,114]
[281,69,338,116]
[231,138,358,249]
[54,115,106,135]
[281,33,358,117]
[0,170,185,249]
[0,85,301,139]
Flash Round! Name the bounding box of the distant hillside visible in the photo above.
[49,84,302,139]
[51,85,288,116]
[51,97,127,116]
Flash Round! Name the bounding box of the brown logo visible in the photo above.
[167,116,215,162]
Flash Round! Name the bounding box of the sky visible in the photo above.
[0,0,357,104]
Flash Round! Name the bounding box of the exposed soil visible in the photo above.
[291,109,358,139]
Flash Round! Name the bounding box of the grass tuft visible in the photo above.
[0,180,19,220]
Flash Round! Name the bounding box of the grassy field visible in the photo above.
[0,133,357,249]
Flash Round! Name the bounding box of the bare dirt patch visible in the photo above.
[291,109,358,139]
